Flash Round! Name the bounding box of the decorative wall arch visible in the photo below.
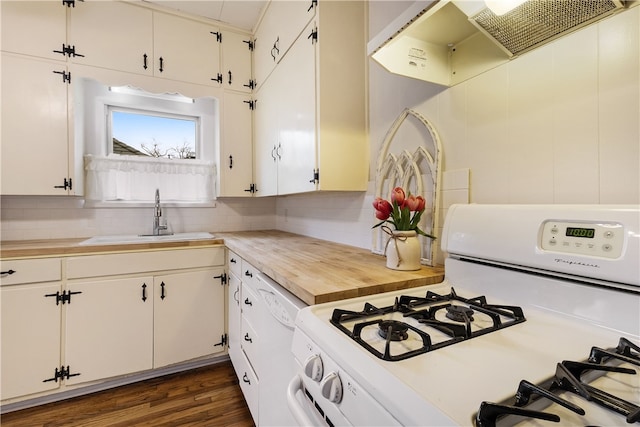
[373,108,443,266]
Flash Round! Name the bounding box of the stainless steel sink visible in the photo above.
[79,232,215,246]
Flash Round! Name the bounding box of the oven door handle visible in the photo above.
[287,375,317,426]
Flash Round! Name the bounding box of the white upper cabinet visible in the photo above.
[222,30,254,93]
[68,1,153,76]
[220,91,255,197]
[253,1,367,196]
[1,53,76,195]
[253,0,315,90]
[153,12,222,86]
[0,1,67,61]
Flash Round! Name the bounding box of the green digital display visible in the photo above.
[565,227,595,238]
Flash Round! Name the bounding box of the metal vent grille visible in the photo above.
[472,0,624,56]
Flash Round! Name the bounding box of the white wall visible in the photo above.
[2,2,638,248]
[275,2,640,250]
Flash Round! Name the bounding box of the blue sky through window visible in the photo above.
[112,110,197,158]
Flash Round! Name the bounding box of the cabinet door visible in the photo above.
[1,53,71,195]
[222,30,253,93]
[219,91,254,197]
[153,12,221,86]
[153,268,225,368]
[253,76,279,197]
[269,0,316,61]
[276,21,317,196]
[1,283,62,399]
[0,1,67,61]
[64,277,154,385]
[253,2,279,90]
[68,1,153,75]
[227,271,241,362]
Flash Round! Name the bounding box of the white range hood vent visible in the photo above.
[472,0,625,56]
[369,0,627,87]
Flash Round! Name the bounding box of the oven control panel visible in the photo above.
[540,220,624,259]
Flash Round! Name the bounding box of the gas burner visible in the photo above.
[446,305,474,322]
[378,320,409,341]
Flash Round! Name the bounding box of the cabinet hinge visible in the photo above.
[308,27,318,44]
[214,334,227,347]
[54,177,72,190]
[243,79,256,90]
[210,31,222,43]
[307,0,318,12]
[243,99,256,110]
[62,0,80,7]
[243,39,255,51]
[52,70,71,84]
[43,365,80,383]
[244,183,258,194]
[214,272,227,285]
[310,169,319,184]
[212,73,223,84]
[44,290,82,305]
[53,44,84,58]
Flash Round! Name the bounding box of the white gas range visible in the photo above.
[287,204,640,426]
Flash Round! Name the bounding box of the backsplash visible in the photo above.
[0,196,276,241]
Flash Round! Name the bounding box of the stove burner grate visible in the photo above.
[330,287,526,361]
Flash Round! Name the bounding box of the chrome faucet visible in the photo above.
[153,189,168,236]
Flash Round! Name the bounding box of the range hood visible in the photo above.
[369,0,627,87]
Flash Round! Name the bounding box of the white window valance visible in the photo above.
[84,155,216,202]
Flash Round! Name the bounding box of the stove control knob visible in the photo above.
[303,354,323,382]
[321,372,343,403]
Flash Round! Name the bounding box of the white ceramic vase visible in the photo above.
[385,230,421,271]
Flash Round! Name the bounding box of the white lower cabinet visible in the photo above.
[1,282,63,400]
[1,258,63,400]
[153,269,226,368]
[64,276,154,385]
[1,247,226,405]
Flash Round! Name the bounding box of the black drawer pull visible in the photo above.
[242,373,250,384]
[244,333,252,343]
[1,269,16,276]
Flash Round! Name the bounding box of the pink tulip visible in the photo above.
[372,197,392,220]
[405,195,421,211]
[415,195,426,212]
[390,187,405,206]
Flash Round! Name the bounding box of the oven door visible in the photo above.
[287,375,352,426]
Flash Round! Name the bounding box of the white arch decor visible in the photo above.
[373,108,443,266]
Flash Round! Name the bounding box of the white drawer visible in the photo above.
[241,316,260,369]
[240,259,260,292]
[227,250,242,278]
[241,281,262,331]
[66,247,224,279]
[234,349,259,424]
[0,258,62,286]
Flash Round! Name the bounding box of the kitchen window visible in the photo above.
[78,78,219,205]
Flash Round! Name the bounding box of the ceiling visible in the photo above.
[143,0,268,32]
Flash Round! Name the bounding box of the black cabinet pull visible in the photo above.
[244,297,252,306]
[233,288,239,303]
[244,333,252,343]
[228,70,232,85]
[242,372,250,384]
[229,155,233,169]
[0,269,16,276]
[143,53,148,70]
[141,283,147,301]
[160,281,166,300]
[230,258,237,264]
[159,57,164,73]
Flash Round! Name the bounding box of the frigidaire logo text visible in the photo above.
[554,258,600,269]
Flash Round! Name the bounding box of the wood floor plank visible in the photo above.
[1,361,255,427]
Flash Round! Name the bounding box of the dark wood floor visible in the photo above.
[1,361,255,427]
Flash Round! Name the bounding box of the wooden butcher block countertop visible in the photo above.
[1,230,445,305]
[219,231,444,305]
